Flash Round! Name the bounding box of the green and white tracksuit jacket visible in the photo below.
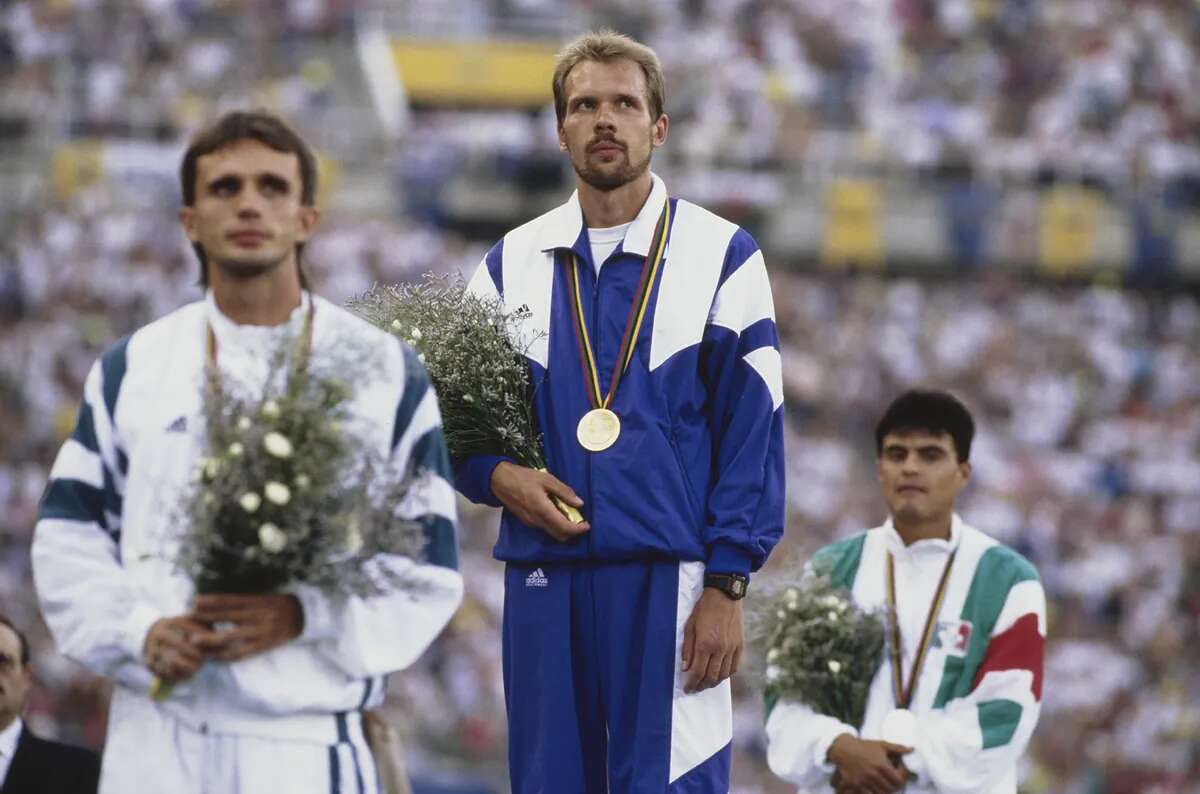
[765,515,1045,793]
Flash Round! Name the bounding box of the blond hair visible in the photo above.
[552,29,665,125]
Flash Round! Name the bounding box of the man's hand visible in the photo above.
[142,616,215,682]
[827,734,912,794]
[681,586,743,693]
[490,461,590,542]
[189,593,304,662]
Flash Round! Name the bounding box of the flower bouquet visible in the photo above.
[349,275,581,522]
[155,329,427,698]
[749,569,886,728]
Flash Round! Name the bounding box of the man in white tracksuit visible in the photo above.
[31,110,463,793]
[765,390,1045,794]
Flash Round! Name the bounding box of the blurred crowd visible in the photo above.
[2,0,1200,792]
[0,0,350,147]
[615,0,1200,194]
[3,183,1199,791]
[4,0,1199,193]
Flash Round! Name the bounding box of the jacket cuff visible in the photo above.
[289,583,341,642]
[705,540,753,578]
[452,455,512,507]
[817,725,859,775]
[121,602,165,661]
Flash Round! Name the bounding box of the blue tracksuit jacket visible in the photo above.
[454,174,784,578]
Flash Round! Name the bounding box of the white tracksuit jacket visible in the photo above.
[32,292,463,746]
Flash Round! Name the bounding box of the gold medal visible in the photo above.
[576,408,621,452]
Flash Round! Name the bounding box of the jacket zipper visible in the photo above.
[587,256,599,555]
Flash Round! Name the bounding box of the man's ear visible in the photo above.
[296,206,320,242]
[558,123,568,152]
[958,460,972,484]
[179,207,199,243]
[652,113,669,149]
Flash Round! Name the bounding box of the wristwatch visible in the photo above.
[703,572,748,600]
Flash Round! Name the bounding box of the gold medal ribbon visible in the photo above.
[563,200,671,413]
[885,548,957,709]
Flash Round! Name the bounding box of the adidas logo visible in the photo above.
[525,568,549,588]
[165,416,187,433]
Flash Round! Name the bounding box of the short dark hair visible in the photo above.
[0,614,29,667]
[875,389,975,462]
[179,110,317,287]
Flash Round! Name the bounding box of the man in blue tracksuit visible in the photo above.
[454,30,785,793]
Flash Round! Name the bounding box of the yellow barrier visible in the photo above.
[51,142,104,200]
[822,179,883,269]
[1038,186,1102,275]
[390,40,556,106]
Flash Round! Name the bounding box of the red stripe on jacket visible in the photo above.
[973,613,1044,701]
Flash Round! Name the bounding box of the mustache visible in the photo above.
[587,135,626,151]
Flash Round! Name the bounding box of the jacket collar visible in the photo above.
[882,513,964,557]
[537,173,669,257]
[0,717,21,761]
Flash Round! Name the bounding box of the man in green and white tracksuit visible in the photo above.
[765,390,1045,794]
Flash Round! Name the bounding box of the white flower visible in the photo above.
[237,416,252,431]
[785,588,799,601]
[828,660,842,675]
[261,400,281,419]
[263,432,293,459]
[767,648,780,663]
[228,442,244,457]
[776,609,787,619]
[828,610,840,622]
[417,352,426,363]
[462,394,475,403]
[239,492,261,512]
[258,523,287,553]
[202,457,221,479]
[410,328,422,341]
[766,664,782,683]
[294,473,310,489]
[391,319,402,331]
[264,481,291,506]
[345,522,364,555]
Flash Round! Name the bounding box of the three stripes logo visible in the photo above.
[165,416,187,433]
[525,568,549,588]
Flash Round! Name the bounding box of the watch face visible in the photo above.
[731,579,745,596]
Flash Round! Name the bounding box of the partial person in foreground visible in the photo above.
[0,615,100,794]
[31,110,462,793]
[454,29,785,793]
[765,390,1045,794]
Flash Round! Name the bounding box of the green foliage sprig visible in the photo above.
[349,275,547,470]
[748,569,886,728]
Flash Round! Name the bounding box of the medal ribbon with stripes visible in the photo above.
[562,199,670,452]
[885,548,957,709]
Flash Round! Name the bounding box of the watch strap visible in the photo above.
[704,572,748,600]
